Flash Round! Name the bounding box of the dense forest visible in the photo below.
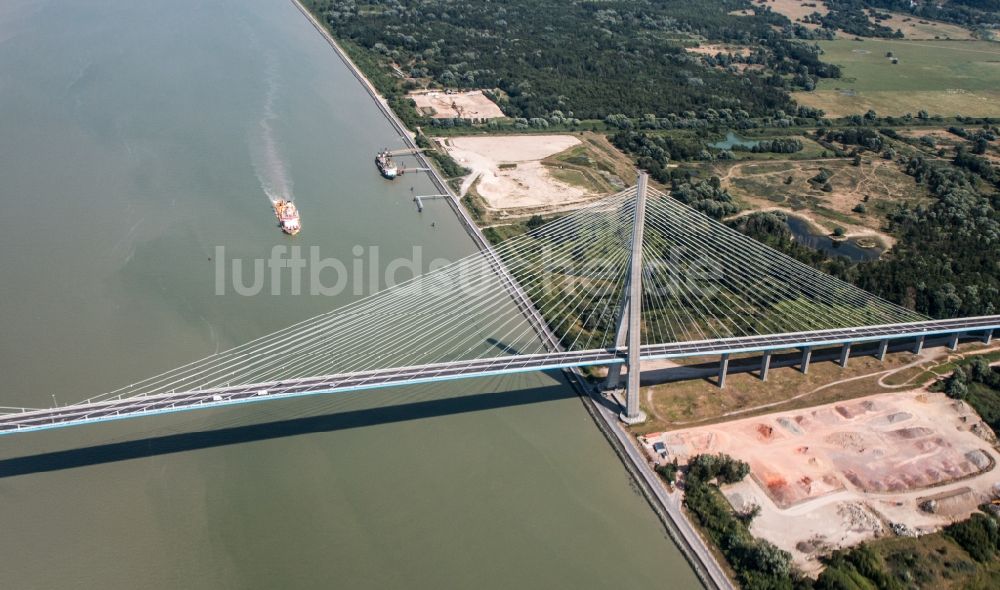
[851,155,1000,317]
[302,0,842,121]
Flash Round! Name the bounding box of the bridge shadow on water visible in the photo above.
[4,336,961,478]
[0,372,599,478]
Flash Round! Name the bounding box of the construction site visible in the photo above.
[441,133,635,218]
[407,90,505,121]
[645,389,1000,573]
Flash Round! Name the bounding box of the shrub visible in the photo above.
[526,215,545,230]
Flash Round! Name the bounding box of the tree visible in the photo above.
[833,226,846,237]
[719,458,751,484]
[655,459,680,485]
[944,366,969,399]
[812,168,833,183]
[687,453,750,485]
[738,539,792,579]
[947,379,969,400]
[969,356,992,382]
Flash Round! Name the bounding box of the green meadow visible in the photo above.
[795,39,1000,117]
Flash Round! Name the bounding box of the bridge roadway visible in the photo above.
[2,315,996,435]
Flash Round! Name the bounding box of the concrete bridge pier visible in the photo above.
[839,342,852,367]
[717,353,730,388]
[876,339,889,361]
[984,329,994,345]
[759,351,772,381]
[949,333,960,350]
[605,307,628,391]
[913,334,925,354]
[799,346,812,374]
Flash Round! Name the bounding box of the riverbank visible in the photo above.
[287,0,484,249]
[287,1,728,587]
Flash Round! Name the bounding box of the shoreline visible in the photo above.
[286,0,481,245]
[286,1,730,588]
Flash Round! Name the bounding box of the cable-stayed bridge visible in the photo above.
[2,175,997,435]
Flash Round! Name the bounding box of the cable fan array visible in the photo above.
[637,187,924,345]
[76,189,638,405]
[72,184,923,406]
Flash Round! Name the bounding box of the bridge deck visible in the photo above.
[1,316,996,435]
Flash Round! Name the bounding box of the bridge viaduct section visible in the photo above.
[2,315,997,435]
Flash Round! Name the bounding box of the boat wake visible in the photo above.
[250,53,293,205]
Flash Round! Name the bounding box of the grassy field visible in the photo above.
[632,341,998,434]
[634,348,921,434]
[543,132,636,192]
[795,39,1000,117]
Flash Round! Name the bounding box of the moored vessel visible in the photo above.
[375,148,399,179]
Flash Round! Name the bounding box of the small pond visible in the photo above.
[709,131,760,150]
[785,215,884,262]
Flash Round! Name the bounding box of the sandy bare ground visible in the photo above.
[443,135,600,211]
[685,44,751,57]
[644,390,1000,574]
[762,0,828,22]
[408,90,504,120]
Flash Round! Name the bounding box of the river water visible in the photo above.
[0,0,701,588]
